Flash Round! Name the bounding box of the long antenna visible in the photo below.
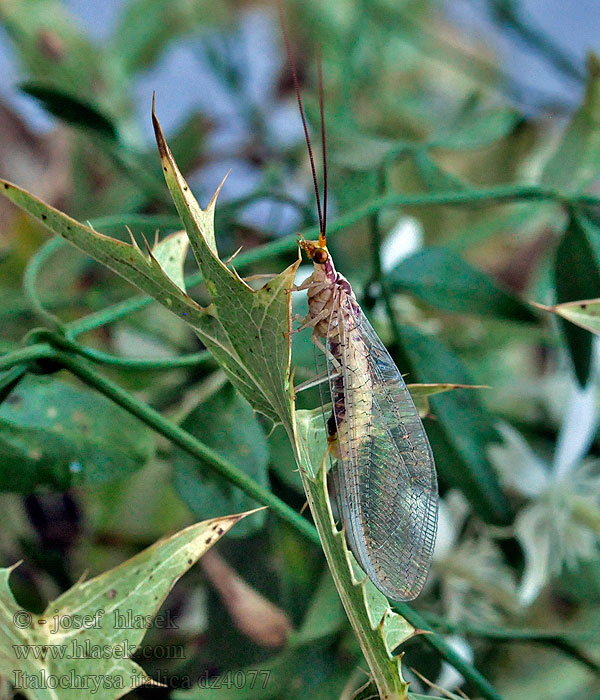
[277,2,325,240]
[317,46,327,243]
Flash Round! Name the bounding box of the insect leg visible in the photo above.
[297,306,331,331]
[311,333,341,372]
[306,281,331,295]
[289,274,315,292]
[289,313,314,337]
[294,368,340,394]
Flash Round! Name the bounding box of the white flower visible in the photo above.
[431,491,518,623]
[381,216,423,272]
[436,635,474,692]
[489,376,600,606]
[423,492,516,693]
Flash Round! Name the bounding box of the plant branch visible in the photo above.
[57,183,597,338]
[0,340,506,698]
[54,351,320,545]
[395,604,503,700]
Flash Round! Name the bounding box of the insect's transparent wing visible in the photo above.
[326,292,438,601]
[313,319,344,524]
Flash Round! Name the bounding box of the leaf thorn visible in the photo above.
[529,300,554,312]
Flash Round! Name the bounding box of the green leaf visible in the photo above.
[397,326,512,524]
[152,104,299,432]
[174,384,269,537]
[407,382,489,418]
[291,572,347,647]
[151,229,189,291]
[553,211,600,385]
[0,178,208,328]
[532,298,600,336]
[388,247,536,322]
[412,149,469,192]
[267,424,303,493]
[448,203,550,253]
[430,107,521,150]
[20,82,119,141]
[0,375,154,491]
[542,53,600,192]
[293,407,416,700]
[0,510,252,700]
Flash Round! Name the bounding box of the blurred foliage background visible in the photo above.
[1,0,600,698]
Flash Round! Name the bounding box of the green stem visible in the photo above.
[55,351,321,546]
[0,344,55,372]
[422,611,598,643]
[423,612,600,674]
[22,236,68,330]
[0,366,27,404]
[0,339,505,698]
[369,165,406,353]
[29,329,214,371]
[395,604,503,700]
[63,183,594,338]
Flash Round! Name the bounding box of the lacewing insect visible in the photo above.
[280,9,438,601]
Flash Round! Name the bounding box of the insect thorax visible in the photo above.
[307,261,356,341]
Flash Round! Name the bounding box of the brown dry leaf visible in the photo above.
[200,549,293,648]
[0,102,72,205]
[0,100,72,255]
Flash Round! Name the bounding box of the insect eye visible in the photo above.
[314,249,328,264]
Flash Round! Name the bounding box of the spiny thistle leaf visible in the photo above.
[0,110,418,699]
[407,382,490,418]
[295,407,417,700]
[0,511,255,700]
[0,169,298,429]
[152,102,299,432]
[532,298,600,337]
[0,179,206,327]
